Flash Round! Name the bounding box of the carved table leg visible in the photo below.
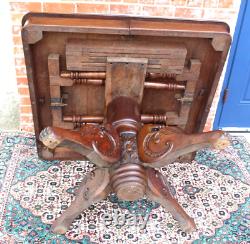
[146,168,196,232]
[39,125,120,167]
[138,124,228,168]
[51,168,110,234]
[38,56,230,235]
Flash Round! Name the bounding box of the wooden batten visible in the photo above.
[22,13,231,160]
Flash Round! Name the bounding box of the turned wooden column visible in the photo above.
[39,58,228,234]
[105,58,148,201]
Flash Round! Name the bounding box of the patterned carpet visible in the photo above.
[0,132,249,243]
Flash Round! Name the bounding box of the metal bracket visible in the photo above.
[177,95,194,104]
[50,97,67,109]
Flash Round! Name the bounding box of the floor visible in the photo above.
[232,133,250,143]
[0,132,249,243]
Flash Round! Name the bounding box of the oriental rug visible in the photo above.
[0,132,249,243]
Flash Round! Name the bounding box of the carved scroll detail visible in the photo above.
[39,124,120,166]
[91,124,120,162]
[143,131,174,158]
[138,124,225,168]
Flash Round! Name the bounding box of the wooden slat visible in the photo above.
[105,58,147,105]
[179,59,201,125]
[66,39,187,74]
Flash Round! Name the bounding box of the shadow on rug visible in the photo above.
[0,132,249,243]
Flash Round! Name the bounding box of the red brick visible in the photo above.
[18,87,30,96]
[203,126,211,132]
[15,66,27,76]
[203,8,237,21]
[12,36,22,46]
[15,57,26,67]
[20,106,32,114]
[154,0,171,5]
[203,0,218,8]
[110,4,141,15]
[20,97,31,106]
[123,0,138,3]
[108,0,123,2]
[17,77,28,86]
[204,119,213,131]
[9,2,42,12]
[218,0,234,8]
[11,13,25,25]
[139,0,154,4]
[175,7,203,18]
[43,3,75,13]
[20,115,33,124]
[171,0,187,6]
[187,0,203,7]
[207,116,213,122]
[142,6,175,17]
[20,125,34,133]
[13,46,24,56]
[76,3,109,14]
[12,25,21,35]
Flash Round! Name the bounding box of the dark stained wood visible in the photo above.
[62,114,168,124]
[138,124,226,167]
[51,168,110,234]
[22,13,231,234]
[22,14,231,158]
[39,124,121,166]
[129,19,230,37]
[22,13,230,37]
[146,168,196,232]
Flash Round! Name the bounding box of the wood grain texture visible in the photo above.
[66,39,186,74]
[22,14,231,234]
[51,168,110,234]
[146,168,196,232]
[39,124,120,166]
[138,124,224,167]
[22,15,230,160]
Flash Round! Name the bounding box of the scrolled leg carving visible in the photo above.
[138,124,226,168]
[146,168,196,232]
[39,124,121,167]
[51,168,110,234]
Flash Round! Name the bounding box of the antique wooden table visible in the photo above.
[22,13,231,234]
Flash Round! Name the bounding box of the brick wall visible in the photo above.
[9,0,241,132]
